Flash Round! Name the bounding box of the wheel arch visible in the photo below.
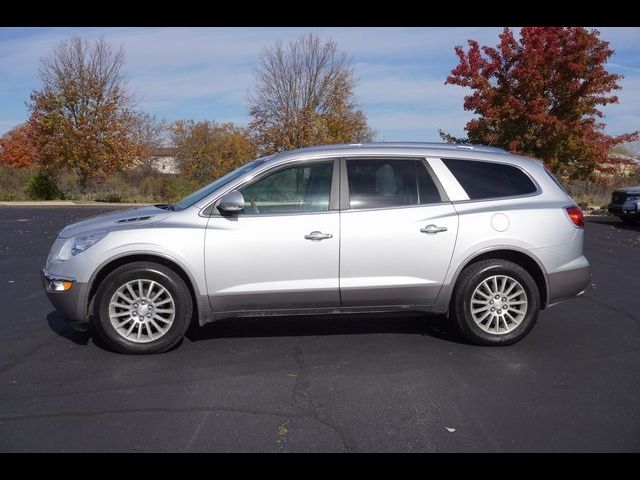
[86,253,201,325]
[443,247,549,310]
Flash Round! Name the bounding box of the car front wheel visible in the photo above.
[91,261,193,354]
[450,259,540,346]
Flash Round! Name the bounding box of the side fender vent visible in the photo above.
[116,216,153,224]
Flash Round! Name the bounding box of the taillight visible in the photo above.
[565,205,584,228]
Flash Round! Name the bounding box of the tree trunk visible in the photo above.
[79,172,88,194]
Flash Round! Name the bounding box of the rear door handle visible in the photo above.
[304,231,333,241]
[420,224,448,234]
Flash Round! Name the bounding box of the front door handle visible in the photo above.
[304,231,333,241]
[420,224,448,234]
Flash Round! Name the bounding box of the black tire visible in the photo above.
[91,261,193,354]
[450,259,540,346]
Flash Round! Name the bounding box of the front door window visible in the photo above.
[239,162,333,215]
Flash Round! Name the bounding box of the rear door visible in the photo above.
[339,157,459,307]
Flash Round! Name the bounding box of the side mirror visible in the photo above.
[217,190,245,214]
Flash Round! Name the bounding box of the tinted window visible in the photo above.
[346,159,442,209]
[442,158,537,199]
[239,162,333,215]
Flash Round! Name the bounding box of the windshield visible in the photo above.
[172,157,271,210]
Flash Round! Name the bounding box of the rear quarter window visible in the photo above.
[442,158,538,200]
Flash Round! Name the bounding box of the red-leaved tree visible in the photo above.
[440,27,638,181]
[0,123,38,169]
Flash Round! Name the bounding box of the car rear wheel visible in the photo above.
[450,259,540,346]
[91,261,192,354]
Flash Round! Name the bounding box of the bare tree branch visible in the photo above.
[248,33,374,154]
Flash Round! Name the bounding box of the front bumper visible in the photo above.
[41,269,89,323]
[608,202,639,217]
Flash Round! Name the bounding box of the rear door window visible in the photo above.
[442,158,538,200]
[346,159,442,209]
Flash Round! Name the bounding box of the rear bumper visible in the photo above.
[546,261,591,307]
[41,269,89,323]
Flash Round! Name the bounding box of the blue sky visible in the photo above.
[1,27,638,142]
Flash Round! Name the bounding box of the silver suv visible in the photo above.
[42,143,591,354]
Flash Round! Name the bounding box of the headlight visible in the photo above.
[70,231,109,256]
[49,230,109,263]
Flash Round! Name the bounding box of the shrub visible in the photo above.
[0,166,32,200]
[95,192,123,203]
[25,170,64,200]
[160,176,202,203]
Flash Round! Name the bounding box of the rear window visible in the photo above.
[442,158,538,200]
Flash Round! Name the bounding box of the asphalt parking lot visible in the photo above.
[0,205,639,452]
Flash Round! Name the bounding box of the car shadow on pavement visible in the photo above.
[587,216,640,231]
[46,310,471,349]
[47,311,92,346]
[186,312,471,345]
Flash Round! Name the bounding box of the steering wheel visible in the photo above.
[250,199,260,214]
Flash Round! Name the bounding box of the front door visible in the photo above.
[204,160,340,312]
[339,157,459,307]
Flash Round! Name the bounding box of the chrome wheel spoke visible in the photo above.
[147,281,155,298]
[110,302,131,310]
[508,290,524,300]
[469,274,528,336]
[149,318,163,332]
[151,288,164,302]
[474,289,491,300]
[116,318,132,327]
[154,308,174,314]
[109,278,175,344]
[500,316,509,332]
[126,283,137,300]
[116,292,133,304]
[125,321,136,338]
[154,314,171,324]
[504,281,517,296]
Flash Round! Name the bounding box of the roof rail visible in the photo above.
[356,142,509,154]
[286,142,510,155]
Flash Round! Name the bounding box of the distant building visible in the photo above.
[148,147,180,174]
[601,153,640,176]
